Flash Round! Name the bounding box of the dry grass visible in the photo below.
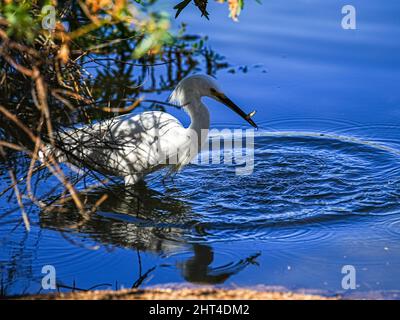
[18,287,337,300]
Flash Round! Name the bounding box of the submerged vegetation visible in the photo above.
[0,1,250,230]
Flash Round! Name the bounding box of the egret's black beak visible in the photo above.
[211,88,258,129]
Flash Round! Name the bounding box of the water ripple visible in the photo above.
[167,132,400,243]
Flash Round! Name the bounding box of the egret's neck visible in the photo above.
[185,98,210,142]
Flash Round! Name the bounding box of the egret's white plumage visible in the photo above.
[48,74,257,185]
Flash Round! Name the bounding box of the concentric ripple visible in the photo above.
[163,132,400,243]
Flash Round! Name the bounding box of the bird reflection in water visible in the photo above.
[179,244,260,284]
[40,183,260,285]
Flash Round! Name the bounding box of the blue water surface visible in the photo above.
[1,0,400,298]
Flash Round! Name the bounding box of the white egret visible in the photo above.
[47,74,257,185]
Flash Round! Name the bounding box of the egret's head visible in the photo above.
[169,74,257,128]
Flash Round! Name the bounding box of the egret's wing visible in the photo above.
[50,111,189,177]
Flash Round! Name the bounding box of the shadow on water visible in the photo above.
[39,183,261,285]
